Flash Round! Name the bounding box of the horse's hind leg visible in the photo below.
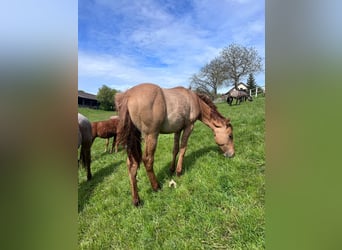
[126,156,140,206]
[115,137,119,153]
[142,134,160,191]
[176,124,194,176]
[85,146,92,181]
[170,131,181,173]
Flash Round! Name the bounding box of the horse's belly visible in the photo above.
[159,115,187,133]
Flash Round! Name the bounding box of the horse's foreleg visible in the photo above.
[112,134,118,153]
[170,131,181,173]
[105,138,109,153]
[110,135,116,153]
[176,124,194,176]
[126,156,140,206]
[142,134,160,191]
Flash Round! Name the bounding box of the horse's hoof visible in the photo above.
[132,198,141,206]
[152,183,160,191]
[176,171,182,177]
[87,174,92,181]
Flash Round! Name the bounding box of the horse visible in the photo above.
[91,117,120,153]
[226,89,253,106]
[78,113,93,181]
[115,83,235,206]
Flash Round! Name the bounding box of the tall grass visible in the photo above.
[78,97,265,249]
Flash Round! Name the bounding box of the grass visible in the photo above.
[78,97,265,249]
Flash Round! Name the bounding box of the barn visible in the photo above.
[78,90,99,109]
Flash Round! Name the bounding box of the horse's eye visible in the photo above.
[229,135,233,140]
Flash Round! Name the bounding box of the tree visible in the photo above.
[246,73,257,91]
[220,44,263,90]
[190,57,228,99]
[97,85,117,111]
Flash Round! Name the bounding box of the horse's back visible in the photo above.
[118,83,201,134]
[160,87,200,133]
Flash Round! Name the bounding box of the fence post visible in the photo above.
[255,87,258,97]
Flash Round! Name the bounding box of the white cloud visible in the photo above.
[79,0,265,93]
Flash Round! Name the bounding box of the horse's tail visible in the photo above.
[115,93,142,164]
[78,113,93,180]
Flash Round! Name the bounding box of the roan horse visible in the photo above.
[115,83,235,206]
[91,116,120,153]
[78,113,93,180]
[227,89,253,106]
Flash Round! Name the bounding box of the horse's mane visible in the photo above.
[196,93,228,122]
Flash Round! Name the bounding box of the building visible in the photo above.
[78,90,99,109]
[225,83,265,96]
[224,83,249,95]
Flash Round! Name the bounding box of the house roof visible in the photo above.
[78,90,97,100]
[224,83,248,95]
[236,83,248,89]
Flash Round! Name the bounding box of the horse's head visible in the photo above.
[213,119,235,158]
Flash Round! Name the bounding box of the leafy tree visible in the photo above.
[190,57,228,99]
[246,73,257,91]
[96,85,117,111]
[220,44,263,90]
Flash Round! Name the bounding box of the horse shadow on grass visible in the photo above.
[78,160,123,213]
[156,145,218,187]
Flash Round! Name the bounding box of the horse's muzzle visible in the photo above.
[224,151,235,158]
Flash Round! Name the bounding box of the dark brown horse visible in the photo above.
[116,83,235,206]
[226,89,253,106]
[91,117,120,153]
[78,113,93,180]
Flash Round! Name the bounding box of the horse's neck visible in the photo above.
[198,102,219,131]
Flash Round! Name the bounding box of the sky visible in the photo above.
[78,0,264,94]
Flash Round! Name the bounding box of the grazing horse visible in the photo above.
[227,89,253,106]
[78,113,93,180]
[91,117,120,153]
[115,83,235,206]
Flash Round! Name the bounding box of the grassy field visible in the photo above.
[78,96,265,249]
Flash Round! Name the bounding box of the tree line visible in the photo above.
[190,43,263,99]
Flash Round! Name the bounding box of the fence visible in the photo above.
[249,86,265,97]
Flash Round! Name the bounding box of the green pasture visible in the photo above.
[78,96,265,249]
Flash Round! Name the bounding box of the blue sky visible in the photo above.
[79,0,264,94]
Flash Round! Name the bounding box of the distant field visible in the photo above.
[78,96,265,249]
